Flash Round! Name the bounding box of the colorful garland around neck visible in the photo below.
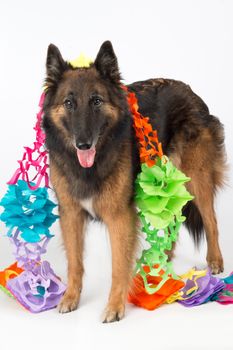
[0,54,232,313]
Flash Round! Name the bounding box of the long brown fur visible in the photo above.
[169,127,225,273]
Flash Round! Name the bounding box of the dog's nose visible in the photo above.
[76,142,92,150]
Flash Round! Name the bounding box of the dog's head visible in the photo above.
[43,41,129,168]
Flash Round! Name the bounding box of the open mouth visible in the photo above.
[76,147,96,168]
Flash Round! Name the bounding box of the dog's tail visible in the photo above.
[182,201,204,247]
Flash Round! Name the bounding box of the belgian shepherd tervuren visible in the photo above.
[42,41,226,322]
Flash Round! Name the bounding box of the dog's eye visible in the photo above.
[93,98,103,106]
[64,99,73,110]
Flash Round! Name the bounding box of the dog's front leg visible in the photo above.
[50,162,86,313]
[102,206,138,323]
[58,204,86,313]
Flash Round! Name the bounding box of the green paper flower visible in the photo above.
[135,156,194,229]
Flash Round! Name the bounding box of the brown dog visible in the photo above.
[42,41,226,322]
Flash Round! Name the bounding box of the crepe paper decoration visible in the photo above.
[0,262,24,298]
[222,271,233,284]
[128,265,185,310]
[0,262,24,287]
[69,53,93,68]
[124,86,163,166]
[165,268,210,303]
[165,268,206,303]
[165,290,183,304]
[10,229,51,269]
[132,156,193,295]
[0,180,58,243]
[7,261,66,313]
[0,90,64,312]
[216,272,233,304]
[208,272,233,304]
[0,56,101,312]
[0,56,102,312]
[7,93,49,190]
[134,215,182,294]
[123,86,194,303]
[216,285,233,305]
[135,156,194,229]
[0,284,13,298]
[178,268,225,307]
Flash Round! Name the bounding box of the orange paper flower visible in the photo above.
[0,262,24,288]
[124,87,163,166]
[128,266,185,310]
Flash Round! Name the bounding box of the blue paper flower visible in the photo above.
[0,180,58,243]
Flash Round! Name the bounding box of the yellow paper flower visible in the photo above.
[69,53,93,68]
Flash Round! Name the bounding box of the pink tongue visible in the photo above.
[77,147,96,168]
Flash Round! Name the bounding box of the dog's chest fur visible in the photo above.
[79,197,97,218]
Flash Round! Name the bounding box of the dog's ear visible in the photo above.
[45,44,67,89]
[94,41,121,83]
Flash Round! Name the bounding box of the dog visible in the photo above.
[42,40,226,322]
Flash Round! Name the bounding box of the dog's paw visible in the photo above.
[208,258,224,275]
[102,304,125,323]
[58,292,80,314]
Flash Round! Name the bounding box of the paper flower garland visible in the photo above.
[0,92,65,312]
[0,55,96,313]
[128,265,185,310]
[0,262,24,298]
[7,93,49,189]
[178,268,225,307]
[7,261,66,313]
[0,180,58,243]
[125,87,194,299]
[208,272,233,304]
[135,156,193,229]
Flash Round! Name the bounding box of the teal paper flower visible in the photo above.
[0,180,58,243]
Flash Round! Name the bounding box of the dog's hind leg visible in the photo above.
[187,179,224,274]
[50,161,86,313]
[101,206,138,323]
[171,126,225,274]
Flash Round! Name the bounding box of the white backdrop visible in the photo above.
[0,1,232,350]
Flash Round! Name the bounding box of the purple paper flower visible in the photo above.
[7,261,66,313]
[178,268,225,307]
[11,229,50,268]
